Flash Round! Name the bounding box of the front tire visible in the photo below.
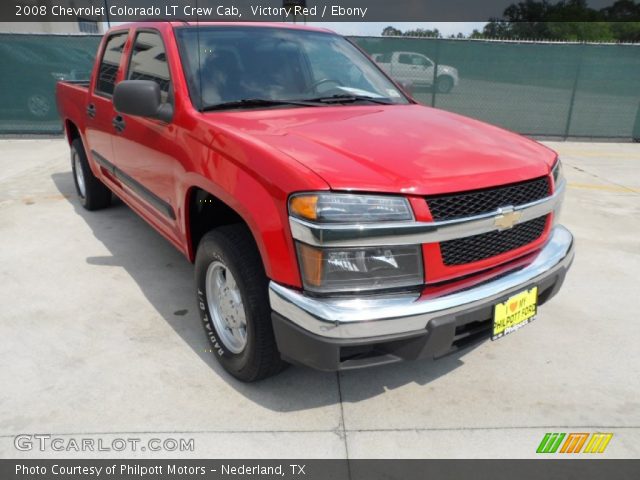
[195,225,287,382]
[436,75,454,94]
[71,139,111,210]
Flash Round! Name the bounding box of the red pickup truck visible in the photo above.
[56,22,574,381]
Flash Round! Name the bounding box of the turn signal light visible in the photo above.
[289,195,318,221]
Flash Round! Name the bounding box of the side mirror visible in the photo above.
[113,80,173,123]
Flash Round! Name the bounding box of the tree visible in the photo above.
[402,28,441,38]
[380,27,441,38]
[380,3,640,42]
[547,22,615,41]
[601,0,640,19]
[483,19,518,38]
[381,26,402,36]
[603,0,640,40]
[610,21,640,41]
[480,0,640,41]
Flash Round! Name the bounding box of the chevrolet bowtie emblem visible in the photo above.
[494,207,522,230]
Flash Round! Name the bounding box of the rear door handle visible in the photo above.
[86,104,96,118]
[112,115,126,132]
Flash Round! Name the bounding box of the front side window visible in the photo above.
[176,26,409,110]
[96,32,128,96]
[127,31,172,104]
[398,54,412,65]
[412,55,428,66]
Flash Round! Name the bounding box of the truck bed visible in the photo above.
[56,80,90,134]
[61,80,90,87]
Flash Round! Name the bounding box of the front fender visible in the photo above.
[178,129,329,289]
[181,171,303,288]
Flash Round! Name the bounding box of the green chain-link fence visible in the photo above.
[353,36,640,140]
[0,32,639,139]
[0,33,101,134]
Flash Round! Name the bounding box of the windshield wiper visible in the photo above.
[200,95,394,112]
[300,94,394,105]
[200,98,321,112]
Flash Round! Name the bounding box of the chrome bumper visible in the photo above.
[269,225,574,340]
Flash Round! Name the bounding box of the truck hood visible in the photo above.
[205,104,556,195]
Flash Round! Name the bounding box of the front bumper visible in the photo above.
[269,225,574,371]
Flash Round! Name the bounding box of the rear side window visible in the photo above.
[96,32,128,97]
[127,31,172,104]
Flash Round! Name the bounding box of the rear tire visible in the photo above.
[71,138,111,211]
[195,224,287,382]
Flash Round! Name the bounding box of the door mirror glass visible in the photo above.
[113,80,173,122]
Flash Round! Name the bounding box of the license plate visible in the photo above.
[492,287,538,340]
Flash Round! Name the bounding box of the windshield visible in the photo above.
[175,26,409,110]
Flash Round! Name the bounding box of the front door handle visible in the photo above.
[86,103,96,118]
[112,115,126,132]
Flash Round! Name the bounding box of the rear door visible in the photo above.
[85,31,129,176]
[419,55,436,86]
[110,29,180,240]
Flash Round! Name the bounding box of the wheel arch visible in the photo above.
[64,119,81,145]
[182,180,302,288]
[186,186,248,259]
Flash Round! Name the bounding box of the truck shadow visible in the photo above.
[51,171,482,411]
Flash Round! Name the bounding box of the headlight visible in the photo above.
[551,157,565,223]
[551,157,564,186]
[289,193,413,223]
[290,193,421,293]
[296,243,423,293]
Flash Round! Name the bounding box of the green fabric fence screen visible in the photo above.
[352,36,640,140]
[0,33,639,139]
[0,33,102,134]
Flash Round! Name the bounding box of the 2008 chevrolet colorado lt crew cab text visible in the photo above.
[56,22,574,382]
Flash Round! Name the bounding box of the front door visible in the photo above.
[110,29,181,243]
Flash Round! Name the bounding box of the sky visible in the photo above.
[105,22,487,37]
[302,22,487,36]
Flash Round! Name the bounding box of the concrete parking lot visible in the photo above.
[0,139,639,459]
